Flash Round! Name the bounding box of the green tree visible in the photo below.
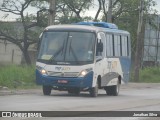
[95,0,157,82]
[0,0,47,65]
[56,0,93,23]
[99,0,156,57]
[32,0,93,24]
[0,0,93,65]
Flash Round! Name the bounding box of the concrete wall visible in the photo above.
[0,21,39,65]
[0,40,22,65]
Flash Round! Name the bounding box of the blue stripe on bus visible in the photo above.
[36,70,93,88]
[119,57,131,83]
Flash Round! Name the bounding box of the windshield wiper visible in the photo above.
[69,46,80,64]
[66,37,79,64]
[61,39,66,55]
[49,46,63,63]
[49,40,66,63]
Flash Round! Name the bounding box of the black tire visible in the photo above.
[68,89,80,95]
[112,83,120,96]
[105,86,112,95]
[105,81,120,96]
[89,82,98,97]
[43,86,52,95]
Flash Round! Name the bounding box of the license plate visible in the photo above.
[57,80,68,84]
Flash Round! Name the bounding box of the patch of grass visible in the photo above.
[139,67,160,83]
[0,65,37,89]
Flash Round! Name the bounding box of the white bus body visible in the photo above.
[36,23,131,97]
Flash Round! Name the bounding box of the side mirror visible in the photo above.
[39,32,43,39]
[97,40,103,52]
[37,33,43,50]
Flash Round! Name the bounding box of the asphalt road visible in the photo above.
[0,83,160,120]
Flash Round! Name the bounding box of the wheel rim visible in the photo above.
[116,82,120,94]
[95,82,98,92]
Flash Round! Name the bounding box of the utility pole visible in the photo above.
[48,0,56,25]
[134,0,144,82]
[107,0,112,22]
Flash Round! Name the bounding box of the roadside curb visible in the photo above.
[0,87,42,96]
[121,82,160,89]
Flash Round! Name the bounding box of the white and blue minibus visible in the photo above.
[36,22,131,97]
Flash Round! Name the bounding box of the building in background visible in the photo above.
[143,15,160,67]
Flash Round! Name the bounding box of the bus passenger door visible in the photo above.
[94,32,107,87]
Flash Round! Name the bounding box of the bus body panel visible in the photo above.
[119,57,131,83]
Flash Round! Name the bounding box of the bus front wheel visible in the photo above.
[105,82,120,96]
[89,82,98,97]
[43,85,52,95]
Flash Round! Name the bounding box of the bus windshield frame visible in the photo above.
[37,31,96,65]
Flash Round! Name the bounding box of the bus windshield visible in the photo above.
[37,31,96,65]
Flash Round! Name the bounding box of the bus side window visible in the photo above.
[121,36,128,56]
[114,35,121,56]
[106,34,113,56]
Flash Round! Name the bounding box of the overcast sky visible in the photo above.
[154,0,160,13]
[0,0,160,21]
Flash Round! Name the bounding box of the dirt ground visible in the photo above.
[1,82,160,96]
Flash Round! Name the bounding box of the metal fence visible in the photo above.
[142,15,160,67]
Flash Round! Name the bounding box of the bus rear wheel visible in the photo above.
[105,82,120,96]
[43,85,52,95]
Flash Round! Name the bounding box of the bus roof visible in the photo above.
[74,22,118,29]
[45,25,130,35]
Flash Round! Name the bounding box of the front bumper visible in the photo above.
[36,70,93,89]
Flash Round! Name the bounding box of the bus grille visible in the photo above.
[47,71,79,77]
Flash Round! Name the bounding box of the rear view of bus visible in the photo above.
[36,22,131,97]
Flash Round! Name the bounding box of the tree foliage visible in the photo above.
[56,0,93,23]
[99,0,156,56]
[0,0,46,64]
[0,0,158,65]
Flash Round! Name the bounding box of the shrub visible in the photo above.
[139,67,160,83]
[0,65,36,89]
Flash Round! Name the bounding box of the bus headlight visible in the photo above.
[36,65,48,75]
[80,70,87,77]
[41,69,47,75]
[79,68,92,77]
